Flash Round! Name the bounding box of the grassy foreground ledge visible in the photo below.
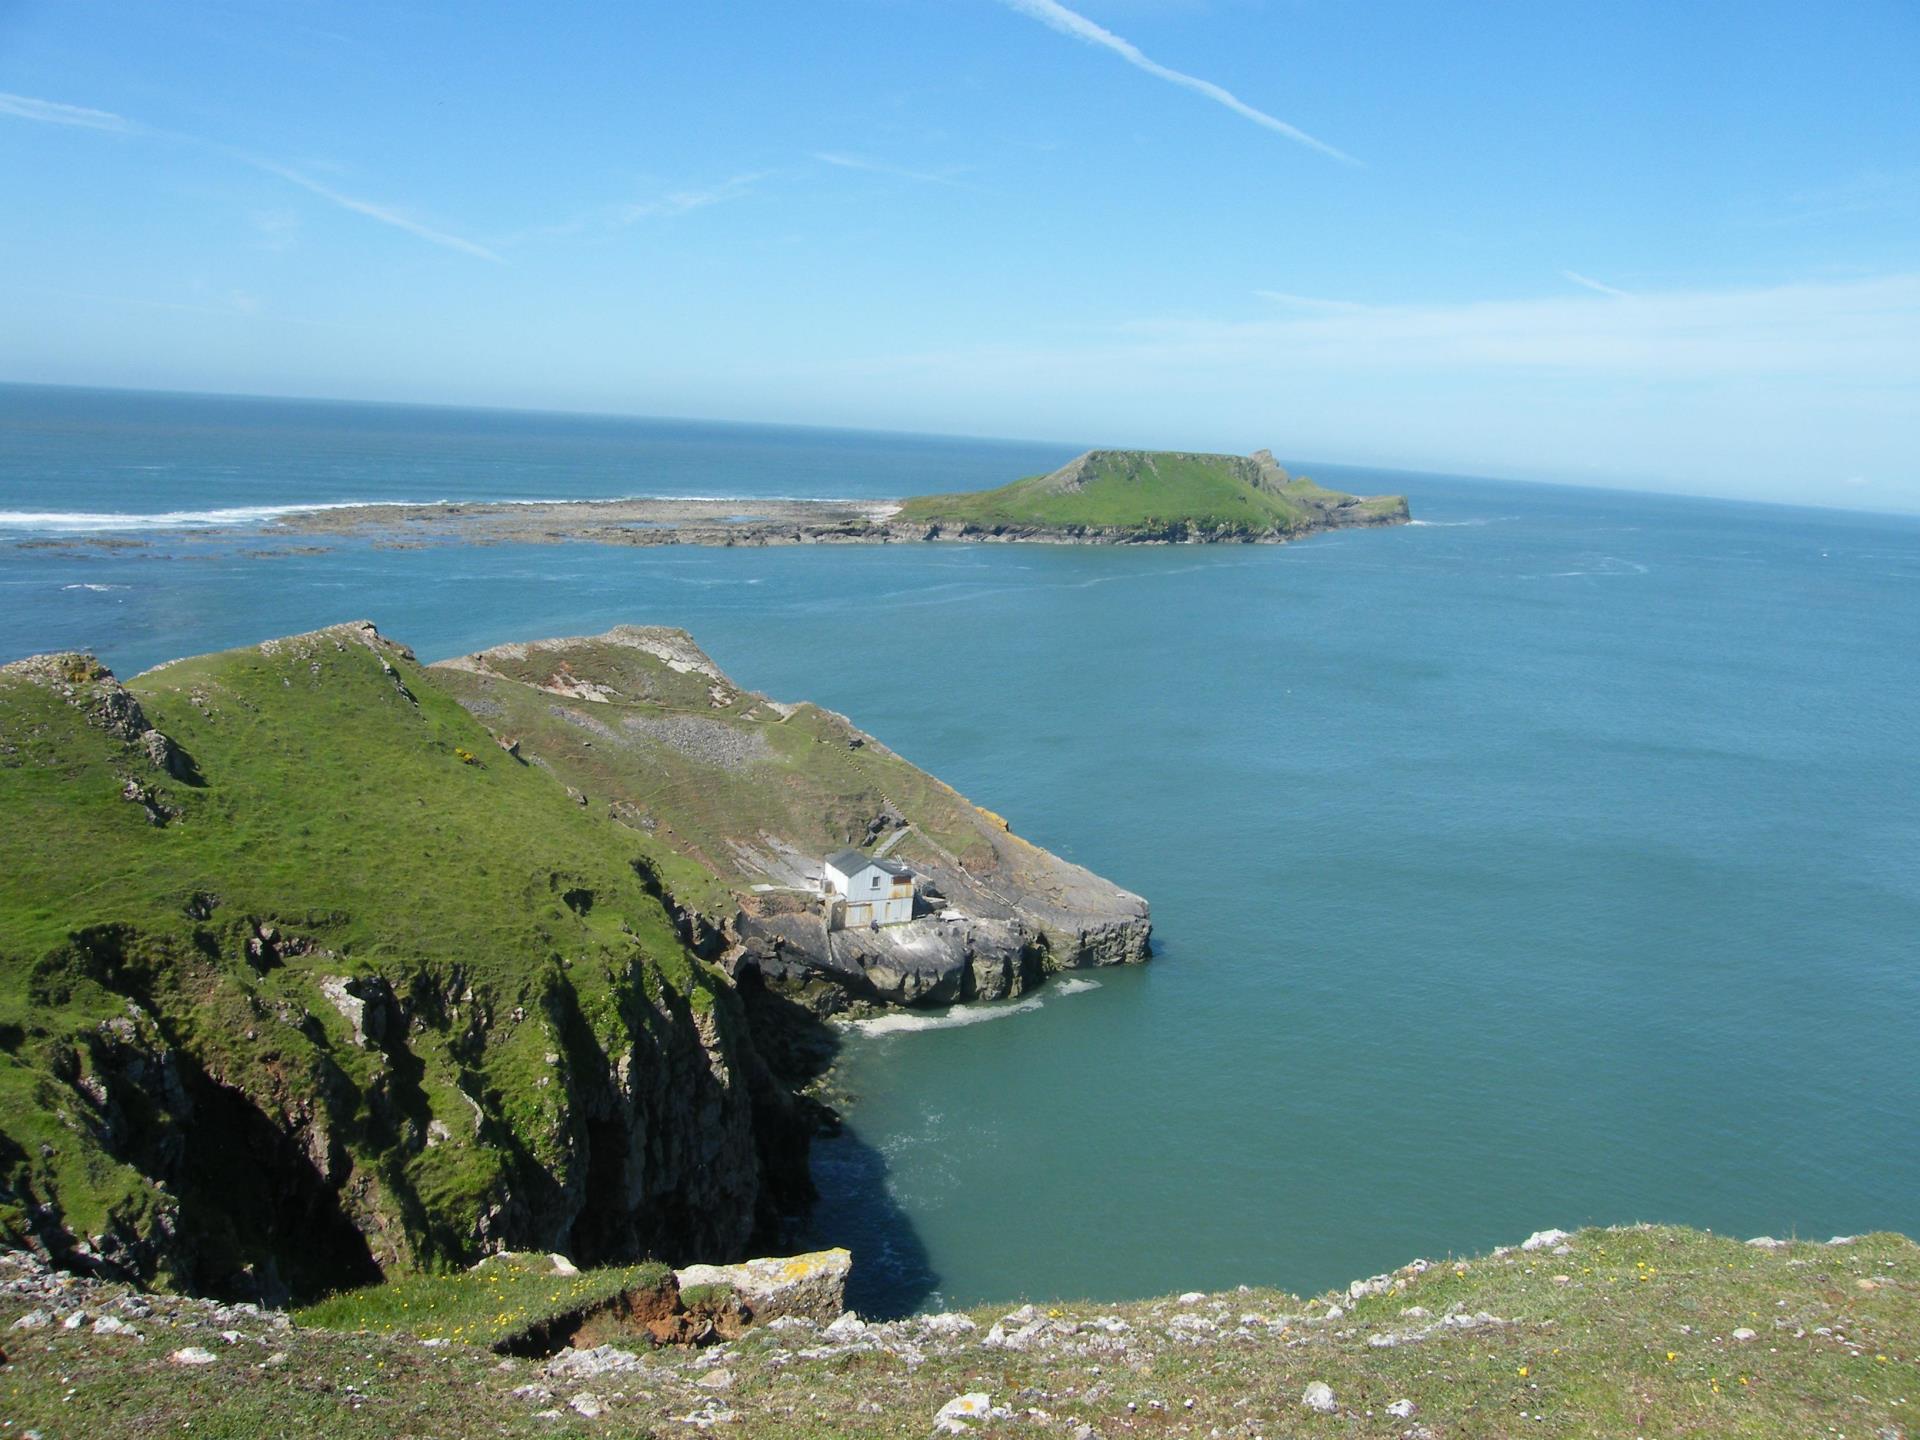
[295,1255,672,1350]
[3,1225,1914,1438]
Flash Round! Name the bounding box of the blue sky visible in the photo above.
[2,0,1917,509]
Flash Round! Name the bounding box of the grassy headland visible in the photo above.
[0,623,797,1298]
[896,448,1409,539]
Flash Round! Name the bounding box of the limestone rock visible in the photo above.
[673,1248,850,1325]
[568,1392,606,1419]
[1302,1381,1337,1413]
[1521,1229,1571,1252]
[935,1393,996,1431]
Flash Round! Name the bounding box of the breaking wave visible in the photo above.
[849,995,1044,1036]
[0,501,381,533]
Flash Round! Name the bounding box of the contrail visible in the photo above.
[997,0,1355,164]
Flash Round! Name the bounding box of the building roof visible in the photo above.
[826,847,912,878]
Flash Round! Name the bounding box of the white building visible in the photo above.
[822,848,916,929]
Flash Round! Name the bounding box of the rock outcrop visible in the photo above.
[673,1247,851,1325]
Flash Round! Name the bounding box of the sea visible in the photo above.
[4,382,1918,1316]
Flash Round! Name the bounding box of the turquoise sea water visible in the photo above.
[5,384,1918,1315]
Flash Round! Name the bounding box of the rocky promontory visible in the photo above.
[430,626,1152,1011]
[0,619,1148,1305]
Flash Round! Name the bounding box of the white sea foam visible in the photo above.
[1532,556,1650,578]
[60,583,129,592]
[1052,976,1103,995]
[0,501,384,533]
[0,493,883,535]
[849,994,1044,1036]
[1408,516,1513,527]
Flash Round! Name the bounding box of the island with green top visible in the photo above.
[265,447,1411,548]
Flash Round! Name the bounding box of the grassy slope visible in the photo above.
[0,625,730,1291]
[296,1255,669,1348]
[426,632,1013,897]
[896,450,1406,534]
[3,1227,1913,1438]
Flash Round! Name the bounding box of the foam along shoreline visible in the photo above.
[0,499,477,535]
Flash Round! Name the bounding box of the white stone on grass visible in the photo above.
[169,1346,218,1365]
[822,1311,867,1342]
[1387,1399,1417,1418]
[935,1393,995,1432]
[1302,1381,1338,1413]
[1521,1229,1571,1252]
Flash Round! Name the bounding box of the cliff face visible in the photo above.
[0,625,810,1301]
[427,627,1152,1012]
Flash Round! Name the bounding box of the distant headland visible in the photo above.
[269,447,1411,548]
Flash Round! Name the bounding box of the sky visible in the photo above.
[2,0,1917,510]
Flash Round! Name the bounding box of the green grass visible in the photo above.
[896,448,1407,536]
[295,1255,669,1347]
[426,633,1017,899]
[2,1226,1913,1438]
[0,624,749,1294]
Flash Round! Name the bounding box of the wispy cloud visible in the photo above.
[240,156,502,262]
[1562,269,1632,298]
[996,0,1354,164]
[0,91,129,131]
[1255,289,1369,313]
[615,171,770,224]
[879,273,1920,383]
[812,151,973,187]
[0,88,498,262]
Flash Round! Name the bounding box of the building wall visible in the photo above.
[832,887,915,930]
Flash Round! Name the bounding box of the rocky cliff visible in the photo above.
[0,619,1149,1303]
[0,624,810,1301]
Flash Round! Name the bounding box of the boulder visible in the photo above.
[1302,1381,1337,1413]
[673,1248,851,1325]
[935,1393,996,1432]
